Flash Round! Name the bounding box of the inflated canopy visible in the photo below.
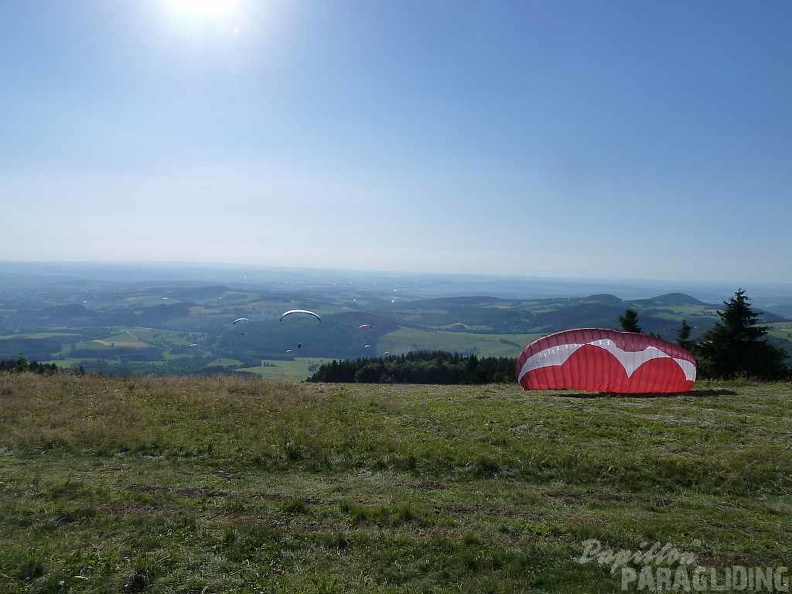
[516,328,696,394]
[280,309,322,323]
[232,317,250,325]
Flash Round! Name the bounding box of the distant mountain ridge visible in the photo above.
[634,292,708,306]
[394,292,786,337]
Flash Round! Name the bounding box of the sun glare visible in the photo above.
[164,0,243,19]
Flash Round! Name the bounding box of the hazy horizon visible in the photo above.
[4,259,792,307]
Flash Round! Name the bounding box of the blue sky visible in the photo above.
[2,0,790,282]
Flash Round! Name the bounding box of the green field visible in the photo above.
[378,328,544,357]
[92,332,150,348]
[766,321,792,341]
[0,374,789,592]
[239,357,336,380]
[208,358,245,367]
[0,333,82,340]
[119,327,203,345]
[645,304,718,321]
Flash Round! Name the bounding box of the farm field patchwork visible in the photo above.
[378,328,544,358]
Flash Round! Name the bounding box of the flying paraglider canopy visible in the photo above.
[280,309,322,323]
[515,328,696,394]
[358,323,374,329]
[232,317,250,325]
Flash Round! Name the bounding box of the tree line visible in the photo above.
[0,355,79,375]
[311,288,789,384]
[308,351,515,384]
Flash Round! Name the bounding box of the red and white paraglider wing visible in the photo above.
[515,329,696,394]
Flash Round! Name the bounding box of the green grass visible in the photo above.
[70,340,115,352]
[208,358,245,367]
[93,332,151,348]
[0,374,789,592]
[379,328,543,357]
[120,327,203,346]
[645,304,718,320]
[0,332,82,340]
[766,321,792,340]
[239,357,335,380]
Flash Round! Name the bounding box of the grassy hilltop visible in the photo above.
[0,374,789,592]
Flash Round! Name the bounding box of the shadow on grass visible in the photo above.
[557,388,737,399]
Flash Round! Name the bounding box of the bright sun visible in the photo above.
[165,0,242,19]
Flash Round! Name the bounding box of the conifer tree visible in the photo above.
[676,320,695,351]
[697,288,788,379]
[619,309,642,333]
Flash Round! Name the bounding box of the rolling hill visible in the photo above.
[1,277,788,377]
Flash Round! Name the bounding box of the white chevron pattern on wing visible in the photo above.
[517,339,696,383]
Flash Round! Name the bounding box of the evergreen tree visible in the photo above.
[619,309,642,333]
[676,320,696,351]
[696,288,788,379]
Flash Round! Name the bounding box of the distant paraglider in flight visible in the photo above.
[233,317,250,337]
[358,324,374,329]
[280,310,319,351]
[516,328,696,394]
[280,309,322,323]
